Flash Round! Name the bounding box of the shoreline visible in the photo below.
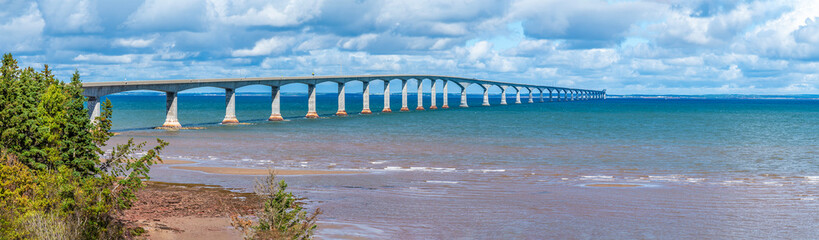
[170,166,366,175]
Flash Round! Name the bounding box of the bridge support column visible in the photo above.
[222,88,239,124]
[87,96,101,123]
[528,89,534,103]
[416,79,424,110]
[306,84,319,118]
[382,81,392,113]
[459,85,468,108]
[429,80,437,110]
[442,81,449,109]
[548,89,553,102]
[163,92,181,128]
[361,81,372,114]
[515,87,522,104]
[269,86,283,121]
[539,89,544,102]
[482,87,490,106]
[336,82,347,116]
[500,86,507,105]
[400,79,409,112]
[563,90,569,101]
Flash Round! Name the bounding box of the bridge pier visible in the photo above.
[269,86,283,121]
[429,80,437,109]
[400,79,409,112]
[361,81,372,114]
[163,92,181,127]
[539,89,544,102]
[416,79,424,110]
[442,81,449,109]
[515,87,522,104]
[548,89,553,102]
[87,96,101,123]
[500,86,507,105]
[382,81,392,113]
[336,82,347,116]
[528,88,534,103]
[482,86,490,106]
[459,83,469,108]
[222,88,239,124]
[306,84,319,118]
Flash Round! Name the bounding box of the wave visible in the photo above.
[425,180,459,184]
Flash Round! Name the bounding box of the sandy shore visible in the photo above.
[121,181,262,239]
[158,159,197,164]
[171,166,366,175]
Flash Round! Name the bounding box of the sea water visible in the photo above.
[104,94,819,239]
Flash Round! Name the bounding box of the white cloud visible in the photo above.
[38,0,102,33]
[0,3,45,51]
[231,36,293,57]
[74,54,136,64]
[113,36,156,48]
[210,0,323,27]
[339,34,379,50]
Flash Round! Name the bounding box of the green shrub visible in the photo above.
[232,171,321,240]
[0,53,168,239]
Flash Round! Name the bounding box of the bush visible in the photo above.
[0,53,167,239]
[232,171,321,240]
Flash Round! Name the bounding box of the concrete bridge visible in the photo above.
[82,74,606,128]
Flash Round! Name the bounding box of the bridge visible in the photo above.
[82,74,606,128]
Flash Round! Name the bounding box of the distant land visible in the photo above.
[609,94,819,100]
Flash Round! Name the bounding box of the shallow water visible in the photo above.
[105,94,819,239]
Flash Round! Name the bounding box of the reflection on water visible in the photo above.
[107,97,819,239]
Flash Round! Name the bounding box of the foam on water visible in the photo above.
[425,180,459,184]
[580,175,615,181]
[467,169,506,173]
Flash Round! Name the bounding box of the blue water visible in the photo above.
[104,95,819,239]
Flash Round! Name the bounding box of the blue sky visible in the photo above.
[1,0,818,94]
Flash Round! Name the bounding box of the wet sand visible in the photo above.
[585,183,642,187]
[170,166,366,175]
[121,181,262,239]
[159,159,197,164]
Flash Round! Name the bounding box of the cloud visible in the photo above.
[74,53,136,64]
[2,0,818,94]
[231,36,293,57]
[37,0,102,33]
[210,0,323,27]
[511,0,665,48]
[124,0,208,32]
[0,2,45,51]
[113,36,156,48]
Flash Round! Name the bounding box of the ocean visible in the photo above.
[104,93,819,239]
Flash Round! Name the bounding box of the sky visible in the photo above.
[1,0,818,95]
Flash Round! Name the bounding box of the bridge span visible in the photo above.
[82,74,606,128]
